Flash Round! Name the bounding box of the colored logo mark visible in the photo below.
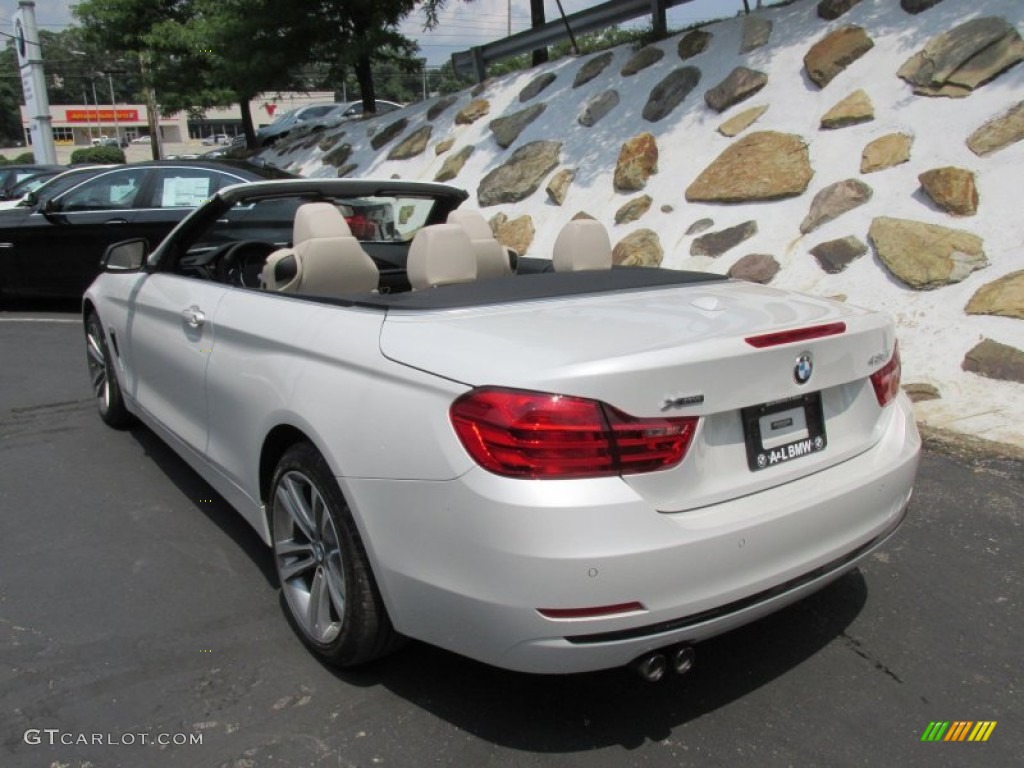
[921,721,997,742]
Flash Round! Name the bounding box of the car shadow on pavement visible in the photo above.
[127,425,280,589]
[331,570,868,750]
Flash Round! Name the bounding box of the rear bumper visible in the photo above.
[343,396,920,674]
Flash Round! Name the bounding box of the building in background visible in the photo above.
[20,92,336,146]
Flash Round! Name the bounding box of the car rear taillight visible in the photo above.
[870,343,901,407]
[450,387,698,479]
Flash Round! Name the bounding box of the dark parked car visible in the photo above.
[0,160,296,300]
[0,163,64,197]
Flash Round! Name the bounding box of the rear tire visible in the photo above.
[85,312,133,429]
[270,442,401,666]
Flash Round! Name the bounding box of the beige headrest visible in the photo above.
[552,219,613,272]
[293,202,353,243]
[407,224,477,290]
[447,209,494,240]
[447,209,512,279]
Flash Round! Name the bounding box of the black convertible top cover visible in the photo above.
[332,267,728,311]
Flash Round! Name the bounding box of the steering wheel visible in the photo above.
[215,240,277,288]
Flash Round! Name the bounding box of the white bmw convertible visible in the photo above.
[84,179,920,680]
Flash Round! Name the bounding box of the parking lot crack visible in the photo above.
[841,631,904,684]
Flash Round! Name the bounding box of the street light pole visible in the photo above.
[105,72,120,143]
[91,78,102,139]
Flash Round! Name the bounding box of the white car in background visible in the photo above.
[83,179,920,680]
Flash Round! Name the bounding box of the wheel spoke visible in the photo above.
[90,365,106,398]
[276,474,316,540]
[86,333,105,365]
[276,542,316,583]
[308,565,340,642]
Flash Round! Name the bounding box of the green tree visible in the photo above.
[75,0,314,149]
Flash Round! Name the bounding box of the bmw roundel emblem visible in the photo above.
[794,353,813,385]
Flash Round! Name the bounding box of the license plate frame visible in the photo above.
[741,392,827,472]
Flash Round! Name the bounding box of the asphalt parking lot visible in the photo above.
[1,303,1021,768]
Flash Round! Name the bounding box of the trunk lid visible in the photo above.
[380,279,898,510]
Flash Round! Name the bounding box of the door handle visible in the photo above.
[105,218,129,225]
[181,306,206,328]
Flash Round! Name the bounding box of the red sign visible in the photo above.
[66,109,140,122]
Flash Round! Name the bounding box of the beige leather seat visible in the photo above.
[407,224,477,290]
[552,219,613,272]
[262,202,379,295]
[446,209,513,279]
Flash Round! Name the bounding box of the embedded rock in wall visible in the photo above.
[495,215,535,256]
[434,138,455,155]
[740,17,772,53]
[519,73,557,102]
[579,89,620,127]
[729,254,779,284]
[965,271,1024,319]
[336,163,358,178]
[614,133,659,192]
[388,125,432,160]
[490,103,546,149]
[820,89,874,129]
[800,178,872,234]
[546,168,575,206]
[427,95,458,121]
[962,339,1024,384]
[902,0,944,13]
[897,17,1024,97]
[678,29,712,60]
[918,167,978,216]
[613,229,663,267]
[574,52,615,88]
[810,235,867,273]
[818,0,862,21]
[719,105,768,137]
[318,133,345,152]
[622,46,665,76]
[455,99,490,125]
[686,218,714,235]
[477,140,561,207]
[903,383,941,402]
[435,145,474,183]
[861,133,913,173]
[967,101,1024,156]
[704,67,767,113]
[370,118,408,150]
[615,195,653,225]
[644,67,702,122]
[868,216,987,289]
[686,132,812,202]
[323,142,353,167]
[690,221,758,257]
[804,26,874,88]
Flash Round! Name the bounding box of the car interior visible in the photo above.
[174,193,627,299]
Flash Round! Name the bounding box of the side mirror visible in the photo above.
[102,238,149,271]
[41,197,60,215]
[23,191,38,207]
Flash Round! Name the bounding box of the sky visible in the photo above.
[6,0,756,65]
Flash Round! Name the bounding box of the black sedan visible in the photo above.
[0,163,64,199]
[0,160,295,300]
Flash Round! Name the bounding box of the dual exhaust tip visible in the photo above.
[631,645,695,682]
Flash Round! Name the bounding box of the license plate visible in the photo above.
[742,393,827,471]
